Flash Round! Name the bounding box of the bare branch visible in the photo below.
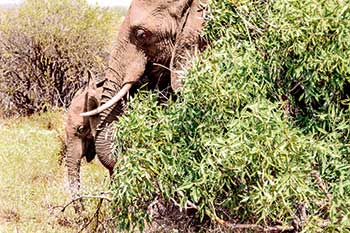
[78,199,104,233]
[216,218,331,232]
[220,221,294,232]
[60,195,112,213]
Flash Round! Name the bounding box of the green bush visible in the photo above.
[0,0,120,116]
[110,0,350,231]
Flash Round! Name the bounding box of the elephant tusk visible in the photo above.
[80,83,133,117]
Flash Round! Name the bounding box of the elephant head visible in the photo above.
[64,81,101,211]
[80,0,207,176]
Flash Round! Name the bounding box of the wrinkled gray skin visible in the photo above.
[170,0,208,91]
[65,84,101,211]
[81,0,207,176]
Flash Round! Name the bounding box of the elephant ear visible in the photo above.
[169,0,193,18]
[85,93,99,163]
[85,70,101,137]
[87,94,100,137]
[170,0,208,92]
[87,69,97,91]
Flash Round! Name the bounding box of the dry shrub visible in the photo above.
[0,0,121,116]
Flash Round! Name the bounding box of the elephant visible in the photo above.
[64,80,102,211]
[80,0,208,176]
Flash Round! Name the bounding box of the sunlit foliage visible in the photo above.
[110,0,350,231]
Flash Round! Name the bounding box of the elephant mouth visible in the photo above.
[83,137,96,162]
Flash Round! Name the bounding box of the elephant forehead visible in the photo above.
[129,0,189,23]
[67,93,88,126]
[69,100,85,115]
[67,110,84,126]
[129,3,170,26]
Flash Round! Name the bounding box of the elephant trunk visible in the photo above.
[95,124,116,176]
[93,62,127,176]
[66,142,81,194]
[85,14,147,176]
[65,140,84,212]
[94,77,126,176]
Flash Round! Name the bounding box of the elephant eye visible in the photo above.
[132,27,153,43]
[77,125,85,135]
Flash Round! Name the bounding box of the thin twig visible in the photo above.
[170,198,183,211]
[94,199,103,232]
[311,171,333,203]
[152,62,176,73]
[171,198,198,212]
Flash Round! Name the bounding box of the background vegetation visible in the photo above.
[0,0,121,116]
[110,0,350,232]
[0,1,122,232]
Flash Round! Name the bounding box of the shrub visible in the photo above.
[110,0,350,231]
[0,0,120,116]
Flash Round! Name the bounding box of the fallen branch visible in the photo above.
[219,221,294,232]
[216,218,331,232]
[61,195,112,213]
[78,198,104,233]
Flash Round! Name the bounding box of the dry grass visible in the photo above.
[0,110,110,232]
